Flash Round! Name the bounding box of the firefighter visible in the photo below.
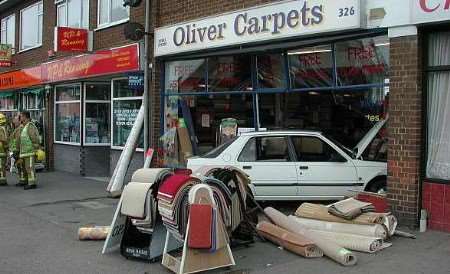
[9,114,25,186]
[0,113,9,186]
[17,111,40,190]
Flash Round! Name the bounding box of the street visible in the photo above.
[0,171,449,274]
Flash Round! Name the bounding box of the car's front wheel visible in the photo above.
[367,179,387,194]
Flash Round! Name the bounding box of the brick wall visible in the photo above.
[387,35,423,226]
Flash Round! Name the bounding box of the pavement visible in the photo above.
[0,171,449,274]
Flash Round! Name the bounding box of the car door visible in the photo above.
[289,135,360,199]
[237,136,298,199]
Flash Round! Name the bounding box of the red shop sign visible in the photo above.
[54,27,91,52]
[0,44,140,91]
[42,44,140,82]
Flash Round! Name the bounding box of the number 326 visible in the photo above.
[339,7,356,17]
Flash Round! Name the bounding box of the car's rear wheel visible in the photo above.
[367,179,387,194]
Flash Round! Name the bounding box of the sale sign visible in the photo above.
[54,27,91,52]
[0,44,12,67]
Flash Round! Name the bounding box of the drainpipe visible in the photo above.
[143,0,152,156]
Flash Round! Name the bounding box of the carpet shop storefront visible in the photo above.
[154,0,389,167]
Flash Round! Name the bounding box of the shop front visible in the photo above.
[155,0,389,167]
[0,43,144,177]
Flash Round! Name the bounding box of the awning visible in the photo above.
[0,91,14,98]
[21,87,44,95]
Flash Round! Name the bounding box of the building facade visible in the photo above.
[0,0,149,179]
[1,0,449,232]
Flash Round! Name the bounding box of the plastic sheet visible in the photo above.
[308,230,386,253]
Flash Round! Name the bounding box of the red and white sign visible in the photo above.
[0,43,140,91]
[54,27,92,52]
[0,44,12,67]
[413,0,450,24]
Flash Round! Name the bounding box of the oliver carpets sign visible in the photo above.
[154,0,361,57]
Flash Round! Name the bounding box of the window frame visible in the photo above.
[111,77,143,151]
[289,135,347,163]
[237,136,293,163]
[83,82,111,147]
[56,0,90,29]
[54,83,82,146]
[0,96,18,112]
[19,1,43,52]
[1,14,16,53]
[423,30,450,184]
[96,0,130,30]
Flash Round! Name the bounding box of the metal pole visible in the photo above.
[143,0,152,156]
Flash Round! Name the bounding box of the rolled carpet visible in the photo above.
[289,216,387,239]
[295,203,385,225]
[307,230,386,253]
[264,207,357,266]
[78,226,110,241]
[256,221,323,258]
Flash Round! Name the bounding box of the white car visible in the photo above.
[188,120,387,201]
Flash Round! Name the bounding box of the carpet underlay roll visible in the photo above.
[256,221,323,258]
[290,216,387,240]
[295,203,385,225]
[264,207,357,266]
[78,226,110,241]
[121,182,153,218]
[131,168,171,185]
[307,230,386,253]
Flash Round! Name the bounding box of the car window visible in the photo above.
[291,136,346,162]
[202,137,238,158]
[238,136,291,162]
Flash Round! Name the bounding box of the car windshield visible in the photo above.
[324,134,356,159]
[202,137,238,158]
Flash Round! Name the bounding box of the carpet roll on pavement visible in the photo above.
[295,203,385,225]
[78,226,110,241]
[264,207,357,266]
[290,216,387,239]
[307,230,386,253]
[256,221,323,258]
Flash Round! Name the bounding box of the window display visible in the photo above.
[289,45,333,89]
[165,59,207,93]
[208,55,252,92]
[112,79,143,148]
[0,94,18,111]
[55,85,81,144]
[335,36,389,86]
[257,53,286,89]
[85,83,110,145]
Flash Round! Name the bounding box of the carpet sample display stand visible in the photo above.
[162,184,235,274]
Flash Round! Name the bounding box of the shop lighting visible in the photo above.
[198,84,206,88]
[375,42,390,47]
[288,49,332,55]
[308,91,320,95]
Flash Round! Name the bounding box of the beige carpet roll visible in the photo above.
[257,221,323,258]
[307,230,385,253]
[131,168,170,184]
[295,203,385,224]
[290,216,387,239]
[264,207,357,266]
[78,226,110,241]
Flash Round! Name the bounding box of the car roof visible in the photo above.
[239,130,323,137]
